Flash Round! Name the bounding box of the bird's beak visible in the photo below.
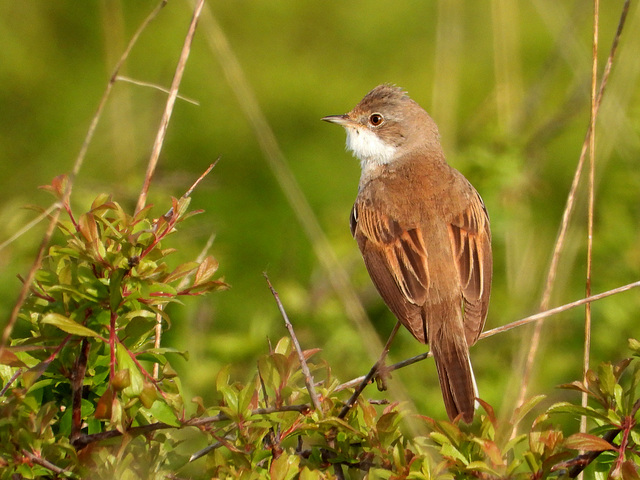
[321,114,353,126]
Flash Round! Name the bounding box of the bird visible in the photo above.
[322,84,492,423]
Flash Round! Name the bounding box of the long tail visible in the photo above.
[430,331,477,423]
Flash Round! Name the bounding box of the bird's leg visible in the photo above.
[337,322,401,419]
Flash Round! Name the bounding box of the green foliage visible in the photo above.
[0,181,227,478]
[2,186,640,479]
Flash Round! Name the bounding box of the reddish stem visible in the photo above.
[71,339,91,442]
[109,312,117,383]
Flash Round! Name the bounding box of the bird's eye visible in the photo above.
[369,113,384,126]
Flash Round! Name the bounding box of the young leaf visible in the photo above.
[194,256,219,285]
[0,348,28,368]
[41,313,100,338]
[95,387,114,420]
[621,461,640,480]
[564,433,615,452]
[78,212,99,243]
[116,343,144,397]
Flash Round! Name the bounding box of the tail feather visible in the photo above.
[431,333,477,423]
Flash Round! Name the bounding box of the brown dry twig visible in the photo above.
[517,0,631,410]
[337,322,401,419]
[335,279,640,393]
[71,403,310,450]
[264,273,322,412]
[21,449,68,475]
[135,0,205,214]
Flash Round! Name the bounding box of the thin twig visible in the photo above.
[264,273,322,412]
[581,0,599,444]
[153,160,218,378]
[334,280,640,393]
[516,0,630,412]
[71,403,310,450]
[71,339,91,443]
[21,449,68,475]
[0,203,59,253]
[0,369,22,397]
[200,6,384,363]
[338,322,401,419]
[189,439,225,463]
[135,0,205,214]
[115,75,200,105]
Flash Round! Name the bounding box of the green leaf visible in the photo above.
[116,343,144,397]
[78,212,99,243]
[274,337,292,356]
[112,369,131,391]
[299,467,322,480]
[269,453,300,480]
[148,398,180,426]
[598,362,616,398]
[473,438,504,466]
[629,338,640,356]
[511,394,545,426]
[216,365,231,393]
[466,460,500,475]
[109,268,126,311]
[139,382,157,409]
[41,313,100,338]
[523,451,541,472]
[22,360,51,389]
[546,401,611,423]
[0,348,28,367]
[439,441,469,465]
[564,433,614,452]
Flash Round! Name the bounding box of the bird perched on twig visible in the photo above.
[323,84,492,423]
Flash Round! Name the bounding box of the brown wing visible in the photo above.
[350,201,430,342]
[447,191,492,347]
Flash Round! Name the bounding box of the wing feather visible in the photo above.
[351,202,430,341]
[352,203,429,306]
[448,192,492,346]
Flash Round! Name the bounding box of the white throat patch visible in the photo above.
[344,126,397,170]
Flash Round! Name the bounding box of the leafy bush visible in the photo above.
[1,179,640,479]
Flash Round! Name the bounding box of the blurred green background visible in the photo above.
[1,1,639,424]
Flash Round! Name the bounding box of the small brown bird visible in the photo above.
[322,85,492,422]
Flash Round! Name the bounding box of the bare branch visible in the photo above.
[135,0,205,214]
[115,75,200,105]
[0,369,22,397]
[581,0,600,440]
[21,449,68,475]
[71,403,310,450]
[338,322,401,419]
[334,280,640,393]
[517,0,631,410]
[264,273,322,412]
[0,203,58,253]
